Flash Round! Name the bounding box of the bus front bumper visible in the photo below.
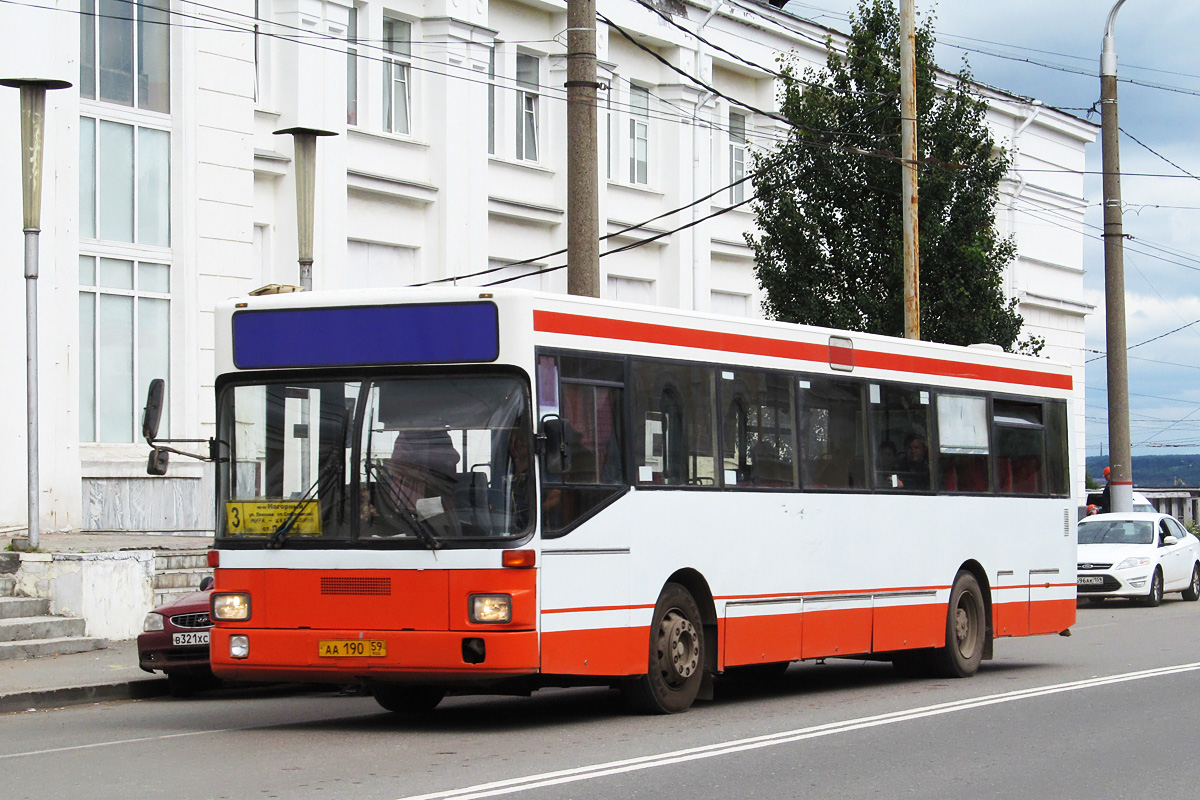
[209,627,540,685]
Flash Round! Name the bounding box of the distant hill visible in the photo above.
[1085,454,1200,488]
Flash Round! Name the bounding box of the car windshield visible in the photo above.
[216,373,533,547]
[1078,519,1154,545]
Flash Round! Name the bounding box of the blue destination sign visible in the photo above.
[232,302,500,368]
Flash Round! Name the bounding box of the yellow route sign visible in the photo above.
[225,500,322,536]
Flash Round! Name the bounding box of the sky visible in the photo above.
[780,0,1200,461]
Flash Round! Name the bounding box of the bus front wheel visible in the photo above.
[622,582,705,714]
[928,570,985,678]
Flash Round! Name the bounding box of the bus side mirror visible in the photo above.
[199,576,214,591]
[147,446,169,476]
[540,416,571,478]
[142,378,165,442]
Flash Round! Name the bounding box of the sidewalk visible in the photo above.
[1,531,212,714]
[0,640,168,714]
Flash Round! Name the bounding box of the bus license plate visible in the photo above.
[173,631,209,646]
[318,640,387,658]
[1077,576,1103,585]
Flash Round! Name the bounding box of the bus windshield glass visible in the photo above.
[217,374,533,547]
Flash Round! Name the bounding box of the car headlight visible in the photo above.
[212,592,251,621]
[470,594,512,624]
[1115,556,1152,570]
[143,612,165,632]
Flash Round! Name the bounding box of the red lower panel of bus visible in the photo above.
[1029,597,1074,635]
[994,596,1075,637]
[540,628,646,676]
[210,627,540,684]
[871,603,946,652]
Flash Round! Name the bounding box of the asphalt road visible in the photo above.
[3,596,1200,800]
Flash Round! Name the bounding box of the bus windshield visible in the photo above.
[216,373,533,547]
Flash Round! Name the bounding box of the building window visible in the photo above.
[383,17,412,135]
[729,111,747,203]
[487,45,497,155]
[515,53,539,161]
[79,0,170,113]
[79,117,171,246]
[79,257,170,442]
[346,6,359,125]
[80,0,173,445]
[629,84,649,185]
[606,84,615,180]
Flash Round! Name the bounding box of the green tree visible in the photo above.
[748,0,1032,351]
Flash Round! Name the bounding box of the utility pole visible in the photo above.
[899,0,919,339]
[565,0,600,297]
[1101,0,1132,512]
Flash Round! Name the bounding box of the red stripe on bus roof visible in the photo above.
[533,310,1073,391]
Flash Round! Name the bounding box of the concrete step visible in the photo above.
[154,551,210,571]
[0,615,87,643]
[0,574,15,597]
[0,635,108,661]
[0,596,49,619]
[153,568,213,592]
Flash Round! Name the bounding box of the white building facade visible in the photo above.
[0,0,1095,535]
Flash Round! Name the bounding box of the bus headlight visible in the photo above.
[212,593,251,621]
[470,594,512,624]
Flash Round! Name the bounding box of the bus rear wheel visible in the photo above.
[372,684,445,714]
[928,570,985,678]
[622,583,705,714]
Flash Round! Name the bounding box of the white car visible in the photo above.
[1077,512,1200,606]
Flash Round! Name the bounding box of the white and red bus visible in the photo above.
[198,287,1076,714]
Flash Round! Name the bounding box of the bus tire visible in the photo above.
[928,570,985,679]
[372,684,445,714]
[622,583,705,714]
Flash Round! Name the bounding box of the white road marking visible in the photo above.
[395,661,1200,800]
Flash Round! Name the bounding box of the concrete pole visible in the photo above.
[566,0,599,297]
[0,78,71,552]
[1101,0,1132,513]
[274,127,336,291]
[899,0,920,340]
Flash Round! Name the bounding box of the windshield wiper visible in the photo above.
[367,460,443,550]
[268,459,340,549]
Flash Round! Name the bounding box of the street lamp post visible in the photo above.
[1100,0,1132,513]
[273,127,336,291]
[0,77,71,552]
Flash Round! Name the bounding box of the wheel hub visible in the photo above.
[658,609,699,684]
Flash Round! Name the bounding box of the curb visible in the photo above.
[0,678,168,714]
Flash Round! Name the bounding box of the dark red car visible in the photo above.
[137,577,217,697]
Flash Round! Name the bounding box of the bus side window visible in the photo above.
[936,393,989,493]
[720,370,796,488]
[538,353,627,537]
[631,360,717,487]
[798,377,866,490]
[869,384,931,491]
[993,399,1045,496]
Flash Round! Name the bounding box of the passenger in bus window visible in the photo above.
[900,433,930,490]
